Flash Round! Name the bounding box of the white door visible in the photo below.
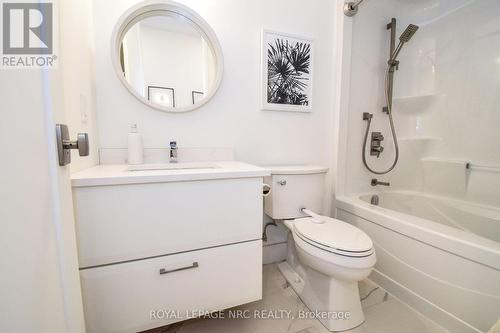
[0,1,89,332]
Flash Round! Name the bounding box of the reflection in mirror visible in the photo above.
[119,13,217,109]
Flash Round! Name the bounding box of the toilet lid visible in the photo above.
[294,216,373,253]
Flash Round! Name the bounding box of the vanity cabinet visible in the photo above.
[74,178,262,268]
[80,241,261,333]
[71,162,268,333]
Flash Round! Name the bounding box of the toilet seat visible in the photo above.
[293,216,374,258]
[293,230,376,270]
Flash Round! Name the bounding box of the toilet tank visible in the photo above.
[264,165,328,220]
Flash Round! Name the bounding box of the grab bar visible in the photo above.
[466,162,500,173]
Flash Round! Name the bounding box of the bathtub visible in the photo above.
[335,191,500,333]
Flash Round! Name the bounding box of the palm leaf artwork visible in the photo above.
[267,37,311,105]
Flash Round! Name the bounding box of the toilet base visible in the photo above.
[278,262,365,332]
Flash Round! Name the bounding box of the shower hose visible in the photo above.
[362,66,400,175]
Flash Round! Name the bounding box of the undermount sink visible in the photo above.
[127,162,220,172]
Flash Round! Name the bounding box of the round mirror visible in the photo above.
[112,1,223,112]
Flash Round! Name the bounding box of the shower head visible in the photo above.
[399,24,419,43]
[389,24,419,66]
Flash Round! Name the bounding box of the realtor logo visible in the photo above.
[1,1,57,68]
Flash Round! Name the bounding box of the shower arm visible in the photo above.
[344,0,365,16]
[349,0,364,9]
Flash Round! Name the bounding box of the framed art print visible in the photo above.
[261,30,314,112]
[192,91,204,104]
[147,86,175,108]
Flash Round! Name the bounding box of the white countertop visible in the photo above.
[71,161,270,187]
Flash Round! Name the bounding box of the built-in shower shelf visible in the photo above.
[393,94,437,113]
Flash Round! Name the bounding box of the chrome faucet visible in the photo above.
[169,141,178,163]
[371,178,390,186]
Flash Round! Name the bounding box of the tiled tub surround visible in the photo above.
[336,1,500,332]
[341,0,500,201]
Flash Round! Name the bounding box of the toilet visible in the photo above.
[264,166,376,332]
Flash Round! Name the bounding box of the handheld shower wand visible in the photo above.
[362,20,419,175]
[389,24,419,66]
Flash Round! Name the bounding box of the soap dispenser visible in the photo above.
[127,124,143,165]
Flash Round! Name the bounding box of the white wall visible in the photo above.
[139,25,205,107]
[61,0,99,173]
[92,0,337,263]
[92,0,336,167]
[123,20,214,107]
[123,23,146,97]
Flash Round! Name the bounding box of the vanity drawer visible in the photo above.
[80,240,262,333]
[73,177,263,267]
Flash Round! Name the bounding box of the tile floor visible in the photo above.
[145,263,449,333]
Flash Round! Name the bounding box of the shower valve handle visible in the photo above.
[372,146,384,158]
[370,132,385,158]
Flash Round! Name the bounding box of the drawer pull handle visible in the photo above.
[159,262,199,275]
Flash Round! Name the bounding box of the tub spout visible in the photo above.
[371,178,390,186]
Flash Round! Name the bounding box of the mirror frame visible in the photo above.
[111,0,224,113]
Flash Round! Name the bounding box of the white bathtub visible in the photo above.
[335,191,500,333]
